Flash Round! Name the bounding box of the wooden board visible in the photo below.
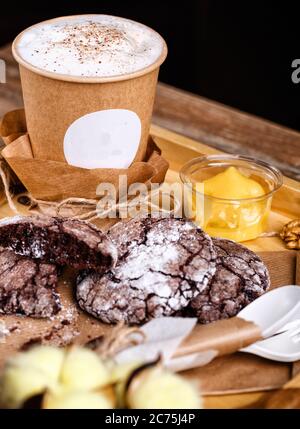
[0,125,299,409]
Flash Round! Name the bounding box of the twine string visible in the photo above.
[91,322,146,359]
[0,161,182,219]
[53,187,182,221]
[259,231,279,238]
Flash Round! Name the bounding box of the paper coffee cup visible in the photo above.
[12,15,168,167]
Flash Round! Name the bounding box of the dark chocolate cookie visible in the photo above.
[0,216,117,272]
[0,247,60,318]
[76,216,217,325]
[186,238,270,324]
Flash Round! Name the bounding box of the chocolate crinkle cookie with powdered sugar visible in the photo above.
[0,247,60,318]
[183,238,270,324]
[76,216,217,325]
[0,215,117,272]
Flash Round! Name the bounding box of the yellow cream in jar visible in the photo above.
[193,166,269,242]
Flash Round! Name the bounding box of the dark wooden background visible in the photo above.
[1,1,300,131]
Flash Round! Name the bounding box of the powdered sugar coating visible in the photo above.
[77,216,217,325]
[16,15,165,78]
[186,238,270,324]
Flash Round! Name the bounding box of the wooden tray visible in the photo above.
[0,125,299,409]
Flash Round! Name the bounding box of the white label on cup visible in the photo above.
[63,109,142,169]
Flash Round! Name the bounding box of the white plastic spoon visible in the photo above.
[241,313,300,362]
[238,285,300,338]
[242,329,300,362]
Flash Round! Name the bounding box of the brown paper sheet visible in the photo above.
[0,109,169,201]
[0,109,27,144]
[176,318,262,358]
[259,355,300,408]
[184,353,292,396]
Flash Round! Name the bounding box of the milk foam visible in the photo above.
[16,15,165,78]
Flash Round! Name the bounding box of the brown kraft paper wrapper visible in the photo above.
[0,109,169,201]
[175,317,262,358]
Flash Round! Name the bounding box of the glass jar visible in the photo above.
[180,155,283,242]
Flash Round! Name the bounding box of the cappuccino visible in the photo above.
[12,15,167,164]
[16,15,165,78]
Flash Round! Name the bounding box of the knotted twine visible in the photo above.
[0,159,181,220]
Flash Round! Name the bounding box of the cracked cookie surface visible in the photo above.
[0,247,60,318]
[0,215,117,272]
[185,238,270,323]
[76,216,217,325]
